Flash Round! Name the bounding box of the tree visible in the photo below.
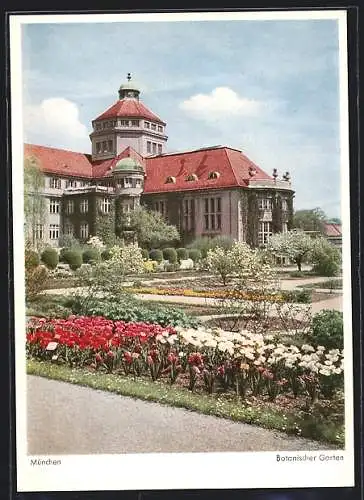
[311,237,341,276]
[122,207,180,249]
[267,229,315,271]
[24,156,46,247]
[292,207,327,234]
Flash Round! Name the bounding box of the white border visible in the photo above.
[11,10,355,492]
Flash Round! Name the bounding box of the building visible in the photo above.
[323,222,342,248]
[24,74,295,248]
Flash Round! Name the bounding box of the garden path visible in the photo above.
[27,375,330,455]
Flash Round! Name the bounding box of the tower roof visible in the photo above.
[94,99,166,124]
[113,157,144,173]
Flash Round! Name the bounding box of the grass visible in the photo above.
[27,359,344,447]
[299,279,343,290]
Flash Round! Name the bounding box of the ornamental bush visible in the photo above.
[187,248,202,262]
[25,248,40,270]
[101,249,112,261]
[311,239,341,277]
[141,248,149,260]
[41,248,59,270]
[149,249,163,263]
[62,250,83,271]
[82,248,101,264]
[311,310,343,349]
[25,265,48,300]
[165,262,179,272]
[176,248,188,261]
[163,247,178,263]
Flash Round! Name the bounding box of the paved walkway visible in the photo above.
[27,375,330,455]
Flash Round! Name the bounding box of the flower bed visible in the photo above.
[27,316,343,403]
[126,286,286,302]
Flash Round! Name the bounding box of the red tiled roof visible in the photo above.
[324,222,342,237]
[143,146,272,194]
[24,144,93,178]
[94,98,165,125]
[24,143,273,194]
[92,146,146,178]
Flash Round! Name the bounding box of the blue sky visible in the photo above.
[22,18,343,218]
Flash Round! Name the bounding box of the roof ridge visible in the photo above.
[224,147,244,187]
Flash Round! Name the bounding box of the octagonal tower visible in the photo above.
[90,73,168,161]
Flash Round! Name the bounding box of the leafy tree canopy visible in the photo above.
[292,207,327,234]
[122,206,180,249]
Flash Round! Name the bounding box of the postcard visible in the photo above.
[10,9,355,492]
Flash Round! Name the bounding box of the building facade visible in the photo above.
[24,74,295,248]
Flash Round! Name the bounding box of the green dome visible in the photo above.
[113,157,144,173]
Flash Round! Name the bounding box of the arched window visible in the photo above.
[208,171,220,179]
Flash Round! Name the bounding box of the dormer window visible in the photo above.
[144,121,150,129]
[208,171,220,179]
[151,123,156,131]
[166,176,176,184]
[186,173,198,181]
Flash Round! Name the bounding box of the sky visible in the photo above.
[21,16,344,218]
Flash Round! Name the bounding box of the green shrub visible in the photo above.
[187,248,202,262]
[25,249,40,270]
[312,240,341,277]
[280,289,312,303]
[82,248,101,264]
[311,310,343,349]
[41,248,59,270]
[25,265,48,300]
[176,248,188,261]
[187,236,213,258]
[62,250,83,271]
[68,296,200,328]
[162,247,177,263]
[141,248,149,260]
[210,235,235,251]
[101,249,112,261]
[149,249,163,263]
[165,262,179,272]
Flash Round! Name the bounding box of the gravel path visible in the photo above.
[27,375,331,455]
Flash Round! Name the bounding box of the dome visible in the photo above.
[113,157,144,173]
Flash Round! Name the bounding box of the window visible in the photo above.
[66,179,77,188]
[183,199,195,231]
[258,222,272,246]
[204,197,222,231]
[135,178,142,188]
[144,121,150,129]
[49,224,59,240]
[131,120,139,127]
[165,176,176,184]
[95,123,101,131]
[96,142,102,154]
[108,140,113,152]
[64,223,74,236]
[49,177,61,189]
[124,178,133,188]
[158,125,163,133]
[80,199,88,213]
[34,224,44,240]
[154,201,166,217]
[80,223,89,239]
[147,141,151,153]
[208,171,220,179]
[258,197,272,210]
[186,173,198,181]
[49,198,60,214]
[151,123,156,131]
[158,144,162,155]
[282,198,288,211]
[122,202,133,213]
[120,120,129,126]
[65,199,74,214]
[80,180,90,187]
[100,198,111,213]
[152,142,157,154]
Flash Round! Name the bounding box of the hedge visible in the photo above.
[41,248,59,270]
[162,247,177,264]
[149,249,163,263]
[176,248,188,261]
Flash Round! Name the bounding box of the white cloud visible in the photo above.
[180,87,264,120]
[24,98,90,152]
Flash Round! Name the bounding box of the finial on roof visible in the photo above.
[127,72,131,82]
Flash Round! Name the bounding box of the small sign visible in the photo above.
[46,342,58,351]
